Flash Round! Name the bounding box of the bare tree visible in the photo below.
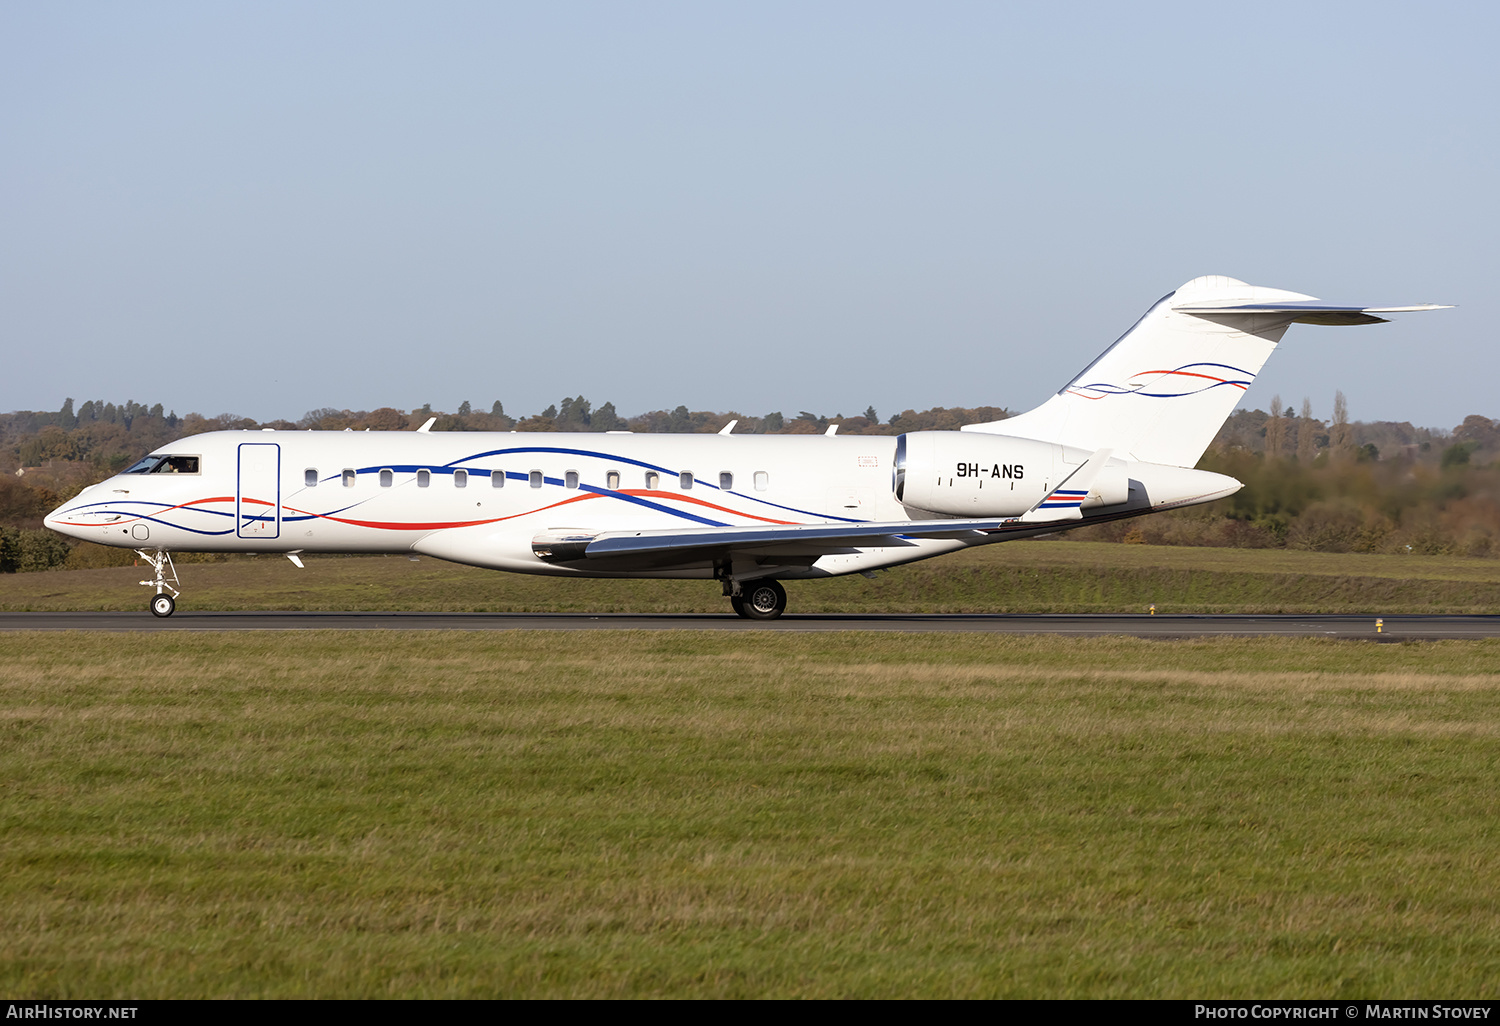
[1266,395,1285,458]
[1297,397,1316,464]
[1331,390,1352,460]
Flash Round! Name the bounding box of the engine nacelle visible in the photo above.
[894,431,1130,517]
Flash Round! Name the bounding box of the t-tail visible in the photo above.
[962,275,1450,468]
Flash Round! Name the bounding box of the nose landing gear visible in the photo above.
[137,549,181,617]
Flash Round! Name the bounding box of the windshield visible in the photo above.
[123,455,201,475]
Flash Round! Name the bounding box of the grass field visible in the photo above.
[4,540,1500,613]
[3,631,1498,997]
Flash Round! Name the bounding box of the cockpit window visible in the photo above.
[124,455,201,475]
[155,455,200,474]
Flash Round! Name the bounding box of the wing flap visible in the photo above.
[577,519,1007,561]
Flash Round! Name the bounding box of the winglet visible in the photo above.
[1020,448,1114,523]
[718,420,738,435]
[417,417,437,433]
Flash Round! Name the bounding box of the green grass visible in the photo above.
[3,631,1499,997]
[4,541,1500,613]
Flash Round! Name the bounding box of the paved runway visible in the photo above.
[1,611,1497,639]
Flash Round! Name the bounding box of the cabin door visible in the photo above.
[236,443,281,540]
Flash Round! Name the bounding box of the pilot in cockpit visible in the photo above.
[123,455,201,475]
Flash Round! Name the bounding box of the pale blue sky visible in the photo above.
[3,1,1494,428]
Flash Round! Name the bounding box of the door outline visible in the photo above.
[237,443,281,540]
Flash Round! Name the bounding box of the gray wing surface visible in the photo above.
[531,518,1022,571]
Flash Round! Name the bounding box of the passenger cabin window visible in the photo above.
[379,469,393,488]
[491,470,505,488]
[606,470,620,490]
[304,469,318,487]
[342,469,357,488]
[529,470,543,489]
[645,472,659,490]
[754,471,769,491]
[417,469,430,488]
[680,471,693,490]
[719,472,733,490]
[564,471,579,490]
[454,469,467,488]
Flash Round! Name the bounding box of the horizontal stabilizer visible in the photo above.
[1173,300,1452,326]
[963,276,1453,468]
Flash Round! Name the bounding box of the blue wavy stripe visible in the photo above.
[320,444,865,524]
[1136,382,1251,397]
[1073,362,1255,399]
[61,499,236,520]
[574,483,727,526]
[123,512,235,537]
[442,446,677,476]
[85,443,875,534]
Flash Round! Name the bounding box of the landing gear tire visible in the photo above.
[137,549,181,617]
[729,595,746,617]
[740,579,787,620]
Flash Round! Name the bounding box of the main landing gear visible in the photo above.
[729,579,787,620]
[137,549,181,617]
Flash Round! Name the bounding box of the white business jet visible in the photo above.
[46,276,1447,618]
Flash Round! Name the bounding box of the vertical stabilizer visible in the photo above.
[962,276,1445,468]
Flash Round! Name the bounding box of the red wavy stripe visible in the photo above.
[282,488,800,532]
[622,489,797,525]
[54,495,237,527]
[1132,369,1249,389]
[69,488,805,534]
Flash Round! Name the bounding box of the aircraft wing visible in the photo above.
[531,517,1032,568]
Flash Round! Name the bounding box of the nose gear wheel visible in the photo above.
[137,549,181,617]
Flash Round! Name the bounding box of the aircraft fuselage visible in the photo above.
[45,428,1230,581]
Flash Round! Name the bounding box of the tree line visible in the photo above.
[2,392,1498,571]
[0,395,1011,483]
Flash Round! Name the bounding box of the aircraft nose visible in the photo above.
[45,486,125,542]
[45,497,88,540]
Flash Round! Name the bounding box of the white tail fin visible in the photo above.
[963,275,1449,468]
